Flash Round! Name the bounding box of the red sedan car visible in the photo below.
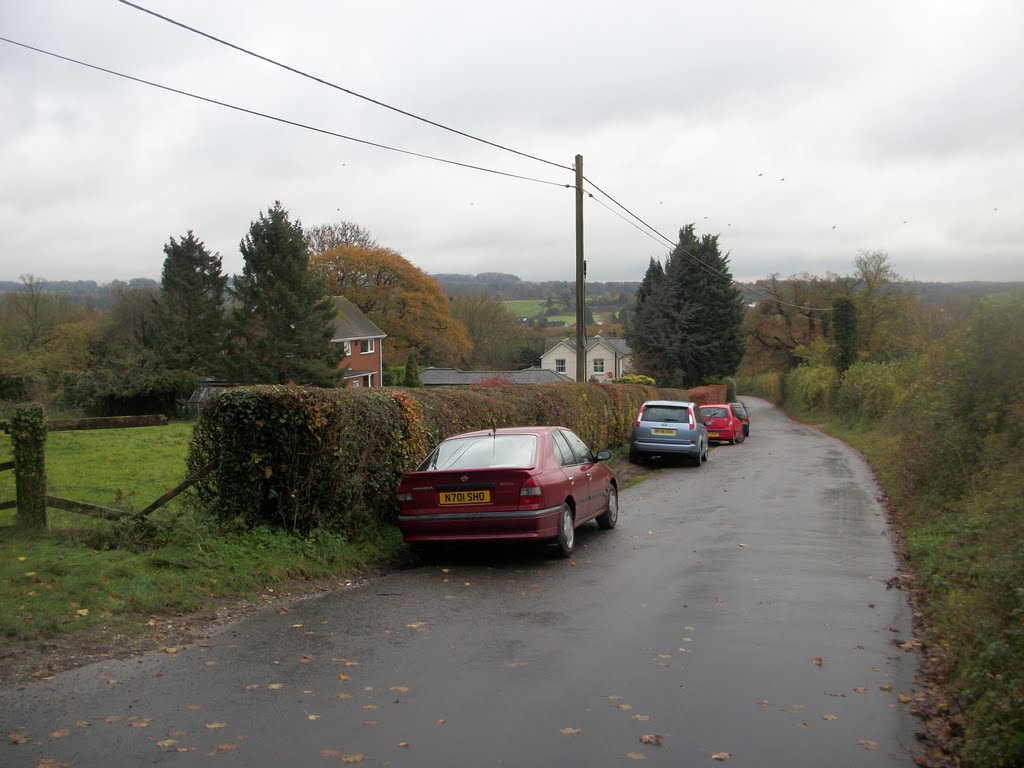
[397,426,618,557]
[699,404,746,445]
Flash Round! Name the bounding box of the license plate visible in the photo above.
[708,431,720,437]
[652,427,676,435]
[439,490,491,505]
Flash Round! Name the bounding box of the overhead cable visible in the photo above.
[116,0,573,172]
[0,37,571,189]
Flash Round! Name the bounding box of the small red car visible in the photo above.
[699,404,746,445]
[397,426,618,557]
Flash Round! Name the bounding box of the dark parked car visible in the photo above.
[700,403,745,444]
[629,400,709,466]
[397,426,617,557]
[729,401,750,437]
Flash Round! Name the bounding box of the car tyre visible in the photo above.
[555,503,575,557]
[702,441,709,462]
[597,486,618,530]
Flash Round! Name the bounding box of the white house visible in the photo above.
[540,335,633,381]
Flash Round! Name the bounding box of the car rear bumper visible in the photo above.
[631,440,700,457]
[399,504,563,542]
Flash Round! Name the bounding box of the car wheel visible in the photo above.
[555,503,575,557]
[691,451,702,467]
[702,441,709,462]
[597,486,618,530]
[729,434,737,445]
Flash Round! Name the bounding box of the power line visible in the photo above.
[0,36,572,190]
[583,175,835,312]
[116,0,573,173]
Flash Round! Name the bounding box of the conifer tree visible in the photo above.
[628,225,746,386]
[151,231,227,373]
[228,202,340,385]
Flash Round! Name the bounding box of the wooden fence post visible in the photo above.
[12,403,47,531]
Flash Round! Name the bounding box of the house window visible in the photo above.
[351,379,362,388]
[363,338,375,354]
[555,358,566,374]
[593,358,605,373]
[342,341,352,356]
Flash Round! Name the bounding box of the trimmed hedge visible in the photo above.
[187,381,720,533]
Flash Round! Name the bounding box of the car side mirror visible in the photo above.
[595,450,611,461]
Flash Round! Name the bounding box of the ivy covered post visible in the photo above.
[12,403,47,531]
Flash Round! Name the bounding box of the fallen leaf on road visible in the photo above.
[35,759,72,768]
[320,749,340,757]
[632,715,650,721]
[399,742,410,748]
[898,693,913,703]
[626,753,646,760]
[290,623,304,629]
[300,655,313,663]
[436,719,446,725]
[342,754,364,763]
[618,704,633,711]
[390,686,409,693]
[129,719,152,728]
[822,713,838,721]
[156,739,178,748]
[268,683,285,690]
[738,543,747,548]
[49,730,69,739]
[854,687,868,694]
[858,739,879,750]
[209,743,237,754]
[758,700,770,708]
[607,695,622,701]
[75,722,90,729]
[336,693,353,700]
[879,684,893,692]
[205,723,226,730]
[8,731,31,744]
[640,734,663,745]
[560,728,582,735]
[338,673,352,681]
[712,752,732,761]
[813,657,823,666]
[186,705,202,711]
[104,715,123,723]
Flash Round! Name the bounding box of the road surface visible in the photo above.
[1,397,922,766]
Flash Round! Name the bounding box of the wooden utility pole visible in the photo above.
[575,154,587,382]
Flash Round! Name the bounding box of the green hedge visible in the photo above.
[187,382,699,534]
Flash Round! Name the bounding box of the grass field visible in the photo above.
[502,299,611,325]
[0,421,406,642]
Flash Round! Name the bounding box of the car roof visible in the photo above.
[641,400,695,407]
[445,426,560,440]
[700,403,730,408]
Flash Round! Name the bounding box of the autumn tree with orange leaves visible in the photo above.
[309,242,472,368]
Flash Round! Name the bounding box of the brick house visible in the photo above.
[331,296,386,388]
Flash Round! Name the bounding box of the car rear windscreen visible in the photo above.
[701,407,728,418]
[419,435,538,471]
[641,406,688,423]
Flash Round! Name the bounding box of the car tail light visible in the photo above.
[635,405,646,428]
[520,476,542,498]
[688,409,696,430]
[397,485,413,503]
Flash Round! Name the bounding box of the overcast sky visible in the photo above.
[2,0,1022,286]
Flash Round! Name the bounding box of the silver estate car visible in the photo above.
[628,400,709,467]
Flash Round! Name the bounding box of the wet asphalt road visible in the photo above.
[1,397,921,767]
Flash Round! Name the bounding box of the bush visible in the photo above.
[784,364,837,413]
[832,357,924,421]
[60,364,198,417]
[736,372,783,403]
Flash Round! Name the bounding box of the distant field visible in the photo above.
[503,300,612,325]
[503,299,548,318]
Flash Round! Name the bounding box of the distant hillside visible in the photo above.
[0,278,159,308]
[431,273,640,301]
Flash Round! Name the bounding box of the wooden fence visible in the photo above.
[1,413,214,530]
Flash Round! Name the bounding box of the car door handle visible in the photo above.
[568,476,575,484]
